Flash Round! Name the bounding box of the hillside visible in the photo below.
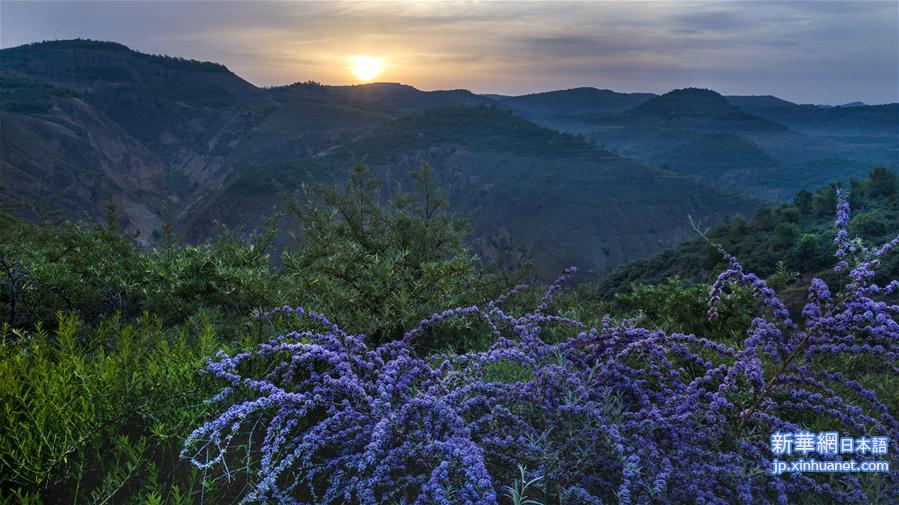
[724,95,798,112]
[0,41,492,238]
[728,95,899,136]
[497,87,655,120]
[599,167,899,295]
[0,69,172,238]
[495,87,896,201]
[188,106,759,279]
[0,40,277,236]
[621,88,787,131]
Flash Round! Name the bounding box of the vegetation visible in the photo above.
[0,164,511,502]
[601,167,899,297]
[187,189,897,504]
[280,162,517,349]
[1,38,896,505]
[0,39,231,75]
[347,106,611,160]
[0,70,76,113]
[1,163,896,503]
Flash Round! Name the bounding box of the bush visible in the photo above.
[0,220,283,328]
[0,164,520,502]
[0,312,235,502]
[868,166,897,198]
[187,193,898,503]
[280,162,515,350]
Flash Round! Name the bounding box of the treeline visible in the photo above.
[1,39,230,74]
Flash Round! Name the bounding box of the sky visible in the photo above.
[2,0,897,104]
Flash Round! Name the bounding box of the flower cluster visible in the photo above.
[185,195,898,504]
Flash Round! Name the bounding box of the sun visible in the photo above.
[350,55,383,82]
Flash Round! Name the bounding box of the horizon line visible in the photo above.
[3,37,895,107]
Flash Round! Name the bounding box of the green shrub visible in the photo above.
[0,312,239,502]
[280,162,515,350]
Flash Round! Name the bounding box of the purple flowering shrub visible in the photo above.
[185,192,897,504]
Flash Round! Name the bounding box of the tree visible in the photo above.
[812,185,838,217]
[754,208,776,230]
[771,222,800,250]
[791,234,825,270]
[851,210,889,237]
[281,162,510,349]
[867,166,897,197]
[793,189,813,215]
[778,206,800,224]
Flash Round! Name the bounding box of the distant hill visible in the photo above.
[724,95,798,111]
[727,94,898,136]
[647,132,779,183]
[525,88,898,200]
[270,81,495,114]
[621,88,787,131]
[0,40,757,279]
[497,87,655,120]
[0,67,172,235]
[0,39,276,204]
[0,41,494,239]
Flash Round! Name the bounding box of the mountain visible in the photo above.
[727,95,898,136]
[724,95,798,112]
[0,41,496,239]
[620,88,787,131]
[269,81,494,114]
[186,106,758,279]
[497,87,655,120]
[0,39,279,238]
[511,88,898,200]
[0,69,170,234]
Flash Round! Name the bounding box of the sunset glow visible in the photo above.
[3,2,895,103]
[350,55,383,82]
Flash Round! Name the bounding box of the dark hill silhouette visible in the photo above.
[621,88,788,131]
[270,82,494,113]
[725,95,798,111]
[727,95,898,135]
[498,87,655,119]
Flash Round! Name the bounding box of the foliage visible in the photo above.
[0,164,514,502]
[0,311,234,502]
[187,195,898,504]
[280,162,516,350]
[3,163,897,503]
[601,167,899,296]
[0,219,283,328]
[0,70,77,113]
